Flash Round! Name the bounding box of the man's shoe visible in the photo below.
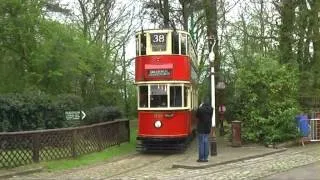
[203,159,208,162]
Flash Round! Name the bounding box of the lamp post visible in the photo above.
[209,40,217,156]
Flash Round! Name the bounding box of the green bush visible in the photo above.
[84,106,122,125]
[231,55,300,144]
[0,93,83,132]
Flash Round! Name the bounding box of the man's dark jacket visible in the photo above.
[196,103,213,134]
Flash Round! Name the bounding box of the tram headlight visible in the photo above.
[154,120,162,128]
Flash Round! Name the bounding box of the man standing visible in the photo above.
[196,99,213,162]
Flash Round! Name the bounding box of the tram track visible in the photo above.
[106,153,177,179]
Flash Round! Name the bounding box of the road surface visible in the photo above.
[9,143,320,180]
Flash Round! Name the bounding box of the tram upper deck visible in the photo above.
[135,29,198,65]
[135,29,198,82]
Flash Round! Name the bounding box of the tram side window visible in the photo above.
[150,85,168,107]
[140,33,146,55]
[180,33,187,55]
[139,86,148,107]
[172,32,179,54]
[170,86,182,107]
[184,87,189,107]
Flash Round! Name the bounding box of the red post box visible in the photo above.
[232,120,241,147]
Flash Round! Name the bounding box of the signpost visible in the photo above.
[65,111,86,121]
[217,81,226,136]
[218,105,226,113]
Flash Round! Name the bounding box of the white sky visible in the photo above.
[55,0,278,73]
[58,0,144,60]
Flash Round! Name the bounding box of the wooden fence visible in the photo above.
[0,119,130,168]
[299,96,320,110]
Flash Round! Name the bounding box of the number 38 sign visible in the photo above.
[151,33,167,44]
[150,33,167,51]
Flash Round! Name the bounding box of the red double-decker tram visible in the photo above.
[135,29,198,151]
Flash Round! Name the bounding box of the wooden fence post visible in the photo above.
[97,126,103,151]
[32,133,40,163]
[71,130,77,158]
[117,121,121,146]
[127,120,130,143]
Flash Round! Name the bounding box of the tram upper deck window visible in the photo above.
[180,33,187,55]
[172,32,179,54]
[150,84,168,107]
[150,33,167,52]
[140,33,146,55]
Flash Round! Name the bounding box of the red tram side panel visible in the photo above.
[138,111,191,138]
[135,55,191,81]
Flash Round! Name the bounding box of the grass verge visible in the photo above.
[40,121,137,171]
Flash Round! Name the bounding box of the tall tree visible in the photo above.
[203,0,220,101]
[162,0,170,27]
[277,0,297,65]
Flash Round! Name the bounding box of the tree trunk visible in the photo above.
[259,0,265,56]
[309,0,320,88]
[297,1,308,71]
[278,0,296,65]
[204,0,219,73]
[204,0,220,132]
[162,0,170,28]
[240,14,248,60]
[179,0,189,30]
[310,0,320,66]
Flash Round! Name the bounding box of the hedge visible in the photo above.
[0,92,122,132]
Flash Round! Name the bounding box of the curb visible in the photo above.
[172,148,287,169]
[0,167,43,179]
[273,140,299,149]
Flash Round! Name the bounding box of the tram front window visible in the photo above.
[150,85,168,107]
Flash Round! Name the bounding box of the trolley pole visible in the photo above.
[209,40,217,156]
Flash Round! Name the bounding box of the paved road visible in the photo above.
[9,144,320,180]
[109,144,320,180]
[264,161,320,180]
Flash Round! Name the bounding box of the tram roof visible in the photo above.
[135,29,189,35]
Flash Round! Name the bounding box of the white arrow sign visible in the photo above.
[65,111,86,121]
[81,111,86,120]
